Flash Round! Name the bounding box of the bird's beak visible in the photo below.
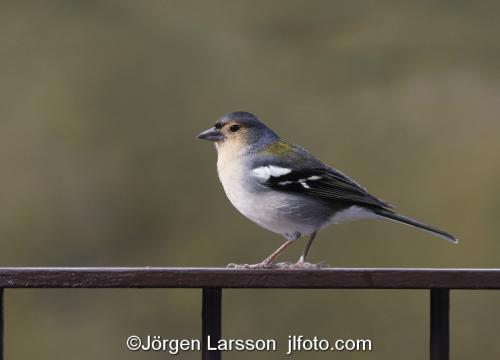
[197,127,224,142]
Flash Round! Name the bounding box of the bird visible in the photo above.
[197,111,457,268]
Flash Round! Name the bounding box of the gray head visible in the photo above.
[197,111,279,149]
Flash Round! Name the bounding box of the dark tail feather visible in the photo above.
[373,209,458,243]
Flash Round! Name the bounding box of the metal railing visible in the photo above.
[1,267,499,359]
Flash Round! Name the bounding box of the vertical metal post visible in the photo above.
[430,288,449,360]
[0,288,4,360]
[202,288,222,360]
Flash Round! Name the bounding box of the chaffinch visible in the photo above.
[198,111,457,268]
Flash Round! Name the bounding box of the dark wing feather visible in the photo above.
[254,140,391,210]
[264,167,391,210]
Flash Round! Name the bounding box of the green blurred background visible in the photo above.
[1,1,500,359]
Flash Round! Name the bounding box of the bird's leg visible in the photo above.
[295,232,320,268]
[243,239,295,269]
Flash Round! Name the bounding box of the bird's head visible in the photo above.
[197,111,279,154]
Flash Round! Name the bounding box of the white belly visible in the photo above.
[216,158,319,239]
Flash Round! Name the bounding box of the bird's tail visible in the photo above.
[373,209,458,243]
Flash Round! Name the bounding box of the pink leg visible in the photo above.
[246,239,295,268]
[296,232,317,265]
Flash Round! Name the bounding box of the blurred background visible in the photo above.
[1,0,500,359]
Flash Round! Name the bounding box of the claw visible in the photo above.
[274,261,294,269]
[226,262,276,269]
[227,260,330,269]
[293,260,330,269]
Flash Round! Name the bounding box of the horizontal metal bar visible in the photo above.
[0,267,499,289]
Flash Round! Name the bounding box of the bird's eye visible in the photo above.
[229,124,240,132]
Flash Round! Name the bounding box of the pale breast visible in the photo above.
[216,155,328,238]
[217,156,255,218]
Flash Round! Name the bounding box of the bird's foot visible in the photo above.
[293,259,330,269]
[273,261,294,269]
[227,260,330,269]
[227,262,276,269]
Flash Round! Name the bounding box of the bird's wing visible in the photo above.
[252,142,391,210]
